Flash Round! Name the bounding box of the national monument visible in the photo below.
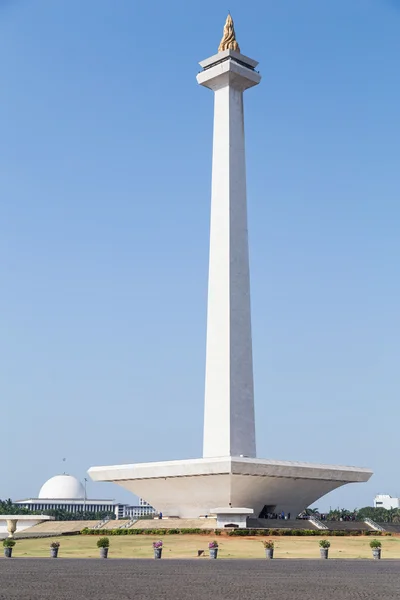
[89,16,372,520]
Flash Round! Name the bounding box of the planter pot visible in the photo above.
[320,548,329,559]
[372,548,381,560]
[99,547,109,559]
[154,548,162,559]
[209,548,218,559]
[265,548,274,559]
[4,548,13,558]
[50,548,59,559]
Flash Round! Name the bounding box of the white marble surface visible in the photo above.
[198,52,260,459]
[199,49,259,70]
[88,457,372,519]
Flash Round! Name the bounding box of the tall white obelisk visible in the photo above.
[197,16,261,459]
[89,17,373,517]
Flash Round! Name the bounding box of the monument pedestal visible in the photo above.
[89,456,372,519]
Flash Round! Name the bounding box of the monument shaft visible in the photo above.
[197,51,261,458]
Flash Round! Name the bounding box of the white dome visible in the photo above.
[38,475,85,500]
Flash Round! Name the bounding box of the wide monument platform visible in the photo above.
[88,457,372,519]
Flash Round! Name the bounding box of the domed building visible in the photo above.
[15,474,155,519]
[39,475,85,500]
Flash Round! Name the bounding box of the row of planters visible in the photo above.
[263,539,383,560]
[3,537,384,560]
[1,538,219,560]
[93,539,220,560]
[2,540,61,559]
[144,539,384,561]
[318,539,382,560]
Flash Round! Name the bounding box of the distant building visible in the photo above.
[374,495,400,510]
[119,498,156,519]
[15,474,156,520]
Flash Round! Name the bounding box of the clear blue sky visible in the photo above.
[2,0,400,511]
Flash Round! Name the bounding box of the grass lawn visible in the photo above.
[11,535,400,560]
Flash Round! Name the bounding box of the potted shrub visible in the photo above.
[3,539,16,558]
[319,539,330,559]
[370,539,382,560]
[263,540,274,559]
[208,540,219,559]
[50,541,60,559]
[153,540,163,559]
[97,537,110,559]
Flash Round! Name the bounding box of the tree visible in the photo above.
[356,506,400,523]
[0,499,31,515]
[306,508,320,516]
[0,500,115,521]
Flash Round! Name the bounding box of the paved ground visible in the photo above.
[1,559,400,599]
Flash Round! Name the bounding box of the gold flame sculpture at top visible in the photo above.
[218,14,240,53]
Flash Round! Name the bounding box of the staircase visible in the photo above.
[308,516,329,530]
[119,519,137,529]
[92,517,111,530]
[364,518,386,532]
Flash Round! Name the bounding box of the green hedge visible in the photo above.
[228,529,384,537]
[81,527,386,537]
[81,528,217,536]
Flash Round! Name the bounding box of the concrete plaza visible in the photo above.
[1,559,399,600]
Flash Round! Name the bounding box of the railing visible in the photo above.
[119,519,138,529]
[92,517,111,530]
[364,518,386,532]
[308,516,329,530]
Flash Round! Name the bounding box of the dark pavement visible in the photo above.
[1,559,400,600]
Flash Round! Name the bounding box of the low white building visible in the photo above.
[374,495,400,510]
[14,474,156,520]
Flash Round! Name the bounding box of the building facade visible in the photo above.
[15,474,156,520]
[15,497,120,515]
[374,495,400,510]
[117,499,156,519]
